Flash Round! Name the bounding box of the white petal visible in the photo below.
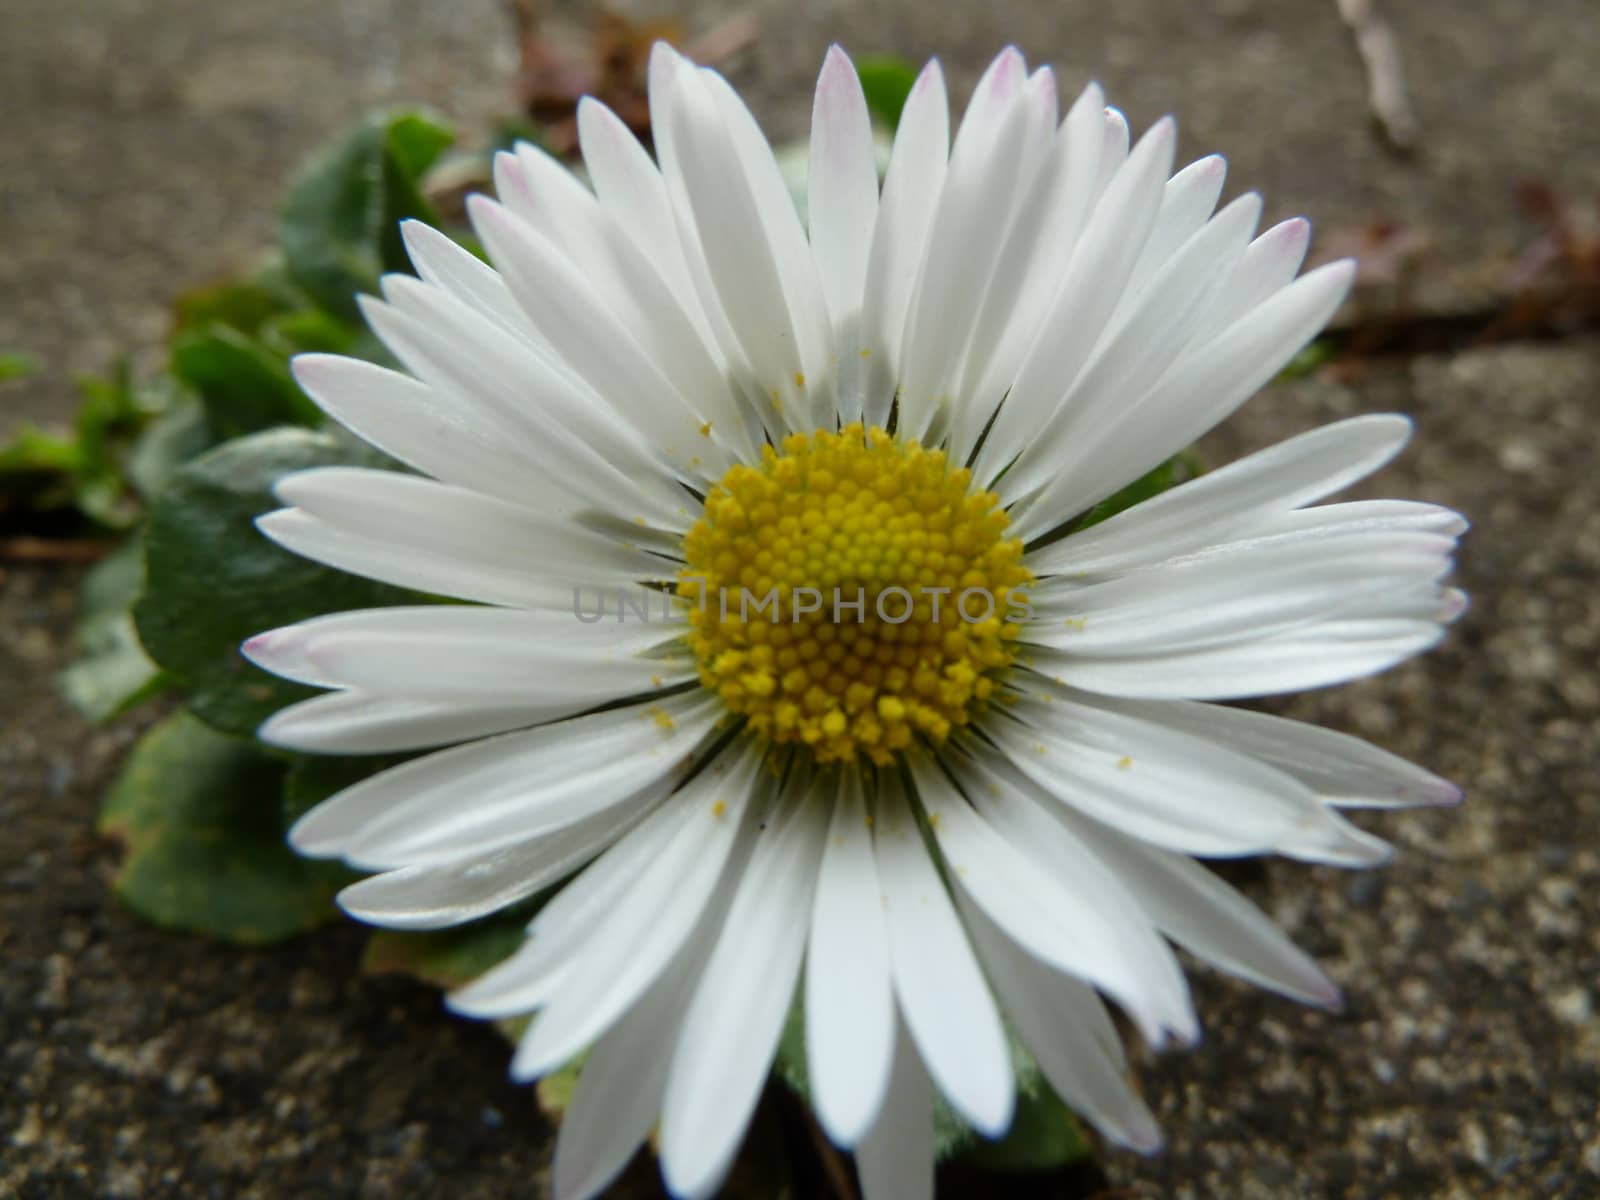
[1140,512,1467,581]
[805,770,896,1147]
[874,773,1014,1137]
[330,697,704,873]
[1080,694,1462,808]
[446,772,725,1017]
[358,285,690,521]
[247,604,687,706]
[503,741,769,1077]
[1094,106,1131,196]
[1028,618,1451,703]
[468,194,732,476]
[645,47,773,425]
[929,749,1195,1046]
[990,689,1383,863]
[1122,154,1228,300]
[1003,190,1262,508]
[1053,814,1341,1007]
[553,945,700,1200]
[1192,215,1312,345]
[895,47,1036,444]
[659,794,829,1199]
[859,61,949,430]
[496,145,758,464]
[949,80,1106,463]
[257,509,558,613]
[1014,258,1357,528]
[582,85,769,446]
[493,141,609,273]
[1026,415,1418,576]
[921,63,1057,433]
[808,46,880,328]
[701,64,837,420]
[400,218,542,343]
[261,467,670,607]
[1026,532,1457,656]
[659,58,824,431]
[258,689,562,754]
[577,97,705,330]
[808,47,880,426]
[369,273,651,471]
[855,1015,934,1200]
[1240,499,1470,543]
[290,354,598,517]
[284,690,720,862]
[974,117,1176,490]
[334,795,654,930]
[957,896,1162,1153]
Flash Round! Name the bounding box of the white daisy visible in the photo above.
[243,43,1466,1200]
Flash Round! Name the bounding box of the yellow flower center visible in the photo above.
[678,423,1031,765]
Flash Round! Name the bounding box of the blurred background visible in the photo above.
[3,1,1598,1197]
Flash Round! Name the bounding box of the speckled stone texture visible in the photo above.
[0,0,516,436]
[4,1,1598,1197]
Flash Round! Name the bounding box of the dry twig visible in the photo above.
[1335,0,1419,152]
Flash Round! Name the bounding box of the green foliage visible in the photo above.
[0,109,448,542]
[125,397,212,502]
[282,752,411,827]
[361,915,528,991]
[0,350,39,382]
[58,537,171,721]
[0,363,172,530]
[1074,450,1204,533]
[172,327,322,439]
[776,995,1091,1169]
[133,428,413,737]
[535,1057,585,1123]
[98,711,340,943]
[855,55,921,129]
[1279,337,1336,380]
[959,1051,1092,1170]
[280,109,455,322]
[173,271,305,338]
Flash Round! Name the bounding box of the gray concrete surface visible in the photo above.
[0,0,516,435]
[4,1,1599,1197]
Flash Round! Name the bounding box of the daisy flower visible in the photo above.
[243,43,1466,1200]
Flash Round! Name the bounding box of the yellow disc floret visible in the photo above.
[678,423,1031,765]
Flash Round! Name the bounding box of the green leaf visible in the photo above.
[280,109,455,322]
[385,112,456,181]
[0,350,40,382]
[97,711,338,943]
[1073,450,1204,533]
[535,1057,585,1123]
[282,752,412,827]
[59,537,171,721]
[133,427,413,738]
[361,914,527,990]
[258,308,361,357]
[487,116,551,156]
[1278,337,1335,380]
[171,327,322,439]
[777,996,1092,1168]
[856,55,920,129]
[0,361,162,529]
[125,395,212,502]
[775,992,967,1160]
[0,422,79,476]
[172,271,303,339]
[957,1072,1091,1170]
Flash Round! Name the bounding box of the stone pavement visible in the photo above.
[4,1,1598,1196]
